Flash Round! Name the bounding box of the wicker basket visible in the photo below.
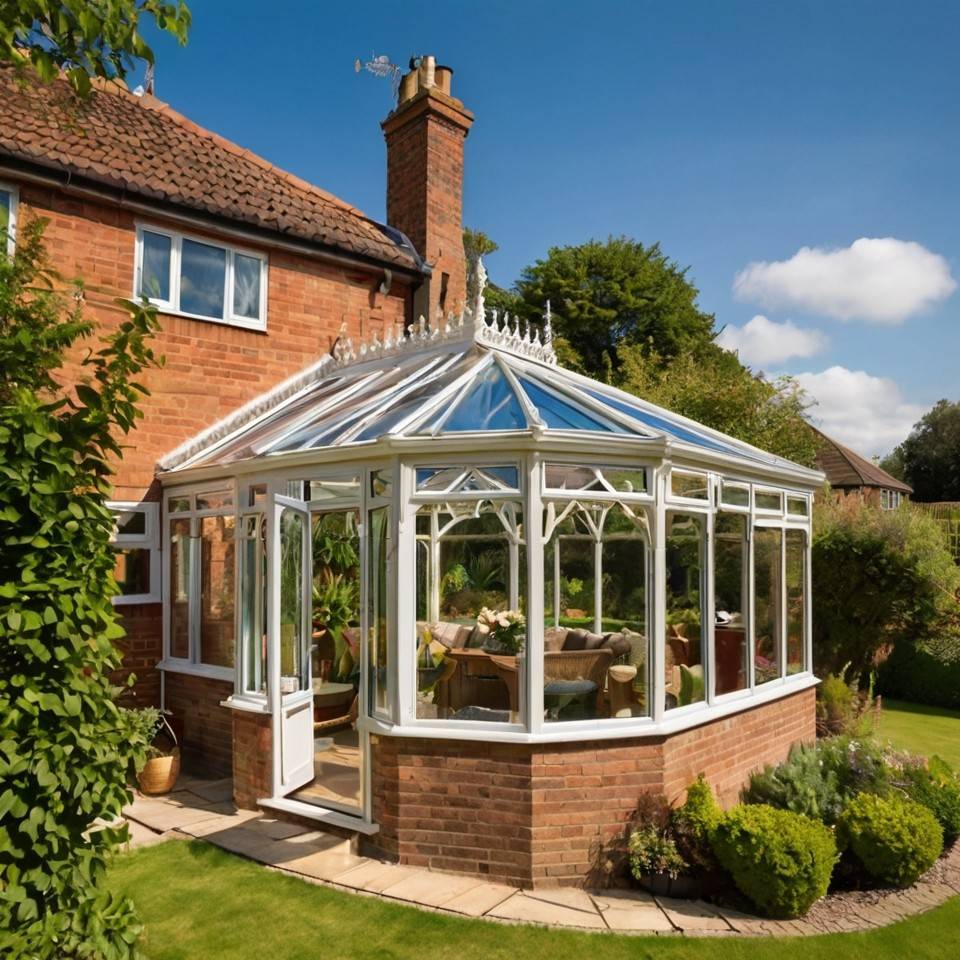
[138,747,181,796]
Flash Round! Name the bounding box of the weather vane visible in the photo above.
[354,53,402,97]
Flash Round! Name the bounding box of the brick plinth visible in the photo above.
[162,673,234,776]
[232,710,272,809]
[370,687,815,888]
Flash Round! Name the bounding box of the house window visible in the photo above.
[165,487,237,672]
[108,502,160,604]
[880,489,901,511]
[0,183,18,254]
[135,225,267,330]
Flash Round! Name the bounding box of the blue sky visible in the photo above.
[143,0,960,457]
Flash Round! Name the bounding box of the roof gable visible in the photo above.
[813,428,913,494]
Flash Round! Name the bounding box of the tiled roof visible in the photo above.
[0,66,421,272]
[813,428,913,494]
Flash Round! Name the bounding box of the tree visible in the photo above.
[1,0,190,97]
[885,400,960,502]
[506,236,716,380]
[0,219,161,957]
[616,342,819,467]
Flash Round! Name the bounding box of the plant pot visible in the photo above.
[639,872,698,898]
[138,747,180,796]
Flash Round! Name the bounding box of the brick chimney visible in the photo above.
[382,56,473,323]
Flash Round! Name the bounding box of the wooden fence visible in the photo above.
[916,502,960,562]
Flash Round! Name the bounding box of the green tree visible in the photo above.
[616,343,819,467]
[506,236,716,379]
[0,220,161,957]
[885,400,960,502]
[1,0,190,97]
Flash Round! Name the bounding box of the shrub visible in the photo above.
[817,673,856,734]
[838,793,944,887]
[710,805,837,918]
[672,775,722,871]
[899,757,960,843]
[813,495,960,684]
[627,825,686,881]
[878,635,960,710]
[744,736,891,825]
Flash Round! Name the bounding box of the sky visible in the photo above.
[141,0,960,459]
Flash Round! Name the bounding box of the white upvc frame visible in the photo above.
[134,223,268,332]
[0,180,18,254]
[107,500,161,604]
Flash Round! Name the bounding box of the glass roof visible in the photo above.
[169,330,802,473]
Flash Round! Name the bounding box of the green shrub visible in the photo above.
[838,793,944,887]
[817,673,856,734]
[672,775,722,871]
[710,805,838,918]
[900,757,960,843]
[627,825,686,880]
[878,636,960,710]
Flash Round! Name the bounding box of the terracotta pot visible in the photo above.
[138,747,180,796]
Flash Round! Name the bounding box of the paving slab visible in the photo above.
[124,819,170,850]
[379,871,486,908]
[176,810,262,838]
[201,826,279,860]
[124,799,226,833]
[188,778,235,804]
[355,864,421,894]
[331,859,403,890]
[524,886,601,915]
[489,891,606,929]
[244,817,314,840]
[654,896,732,932]
[592,890,674,932]
[438,882,518,918]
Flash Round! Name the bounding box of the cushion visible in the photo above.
[601,632,630,657]
[428,621,473,649]
[563,628,606,650]
[452,705,511,723]
[544,627,568,652]
[544,679,598,698]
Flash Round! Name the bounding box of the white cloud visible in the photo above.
[733,238,956,325]
[794,366,925,458]
[717,314,827,366]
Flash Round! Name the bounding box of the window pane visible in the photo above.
[196,489,233,511]
[140,231,171,301]
[544,463,646,495]
[786,529,806,675]
[755,490,783,512]
[240,515,267,695]
[233,253,262,319]
[168,496,191,513]
[665,512,704,709]
[415,500,525,722]
[787,496,809,517]
[112,547,151,596]
[368,506,390,717]
[200,515,235,668]
[443,364,526,432]
[180,238,226,318]
[754,527,783,684]
[114,509,146,537]
[721,483,750,507]
[170,518,191,658]
[544,501,648,723]
[671,472,709,500]
[279,509,307,692]
[306,476,361,501]
[714,513,748,695]
[371,469,392,498]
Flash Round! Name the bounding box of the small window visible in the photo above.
[304,476,362,501]
[417,465,519,493]
[755,489,783,512]
[544,463,646,495]
[720,482,750,508]
[1,183,19,254]
[787,496,809,517]
[168,495,191,513]
[670,471,709,501]
[108,502,160,603]
[371,469,393,498]
[135,225,267,330]
[196,488,233,512]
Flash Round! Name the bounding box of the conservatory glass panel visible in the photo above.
[440,363,527,432]
[279,508,307,693]
[753,527,783,684]
[112,548,150,596]
[368,506,390,717]
[544,463,646,494]
[543,501,649,723]
[670,471,709,500]
[755,490,783,512]
[665,512,705,709]
[169,517,191,658]
[721,482,750,508]
[414,501,525,722]
[305,476,361,502]
[520,376,630,433]
[199,515,236,668]
[785,529,806,675]
[196,488,233,511]
[239,514,267,695]
[713,513,748,695]
[371,469,392,498]
[787,496,809,517]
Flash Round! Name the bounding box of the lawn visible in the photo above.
[111,841,960,960]
[877,698,960,768]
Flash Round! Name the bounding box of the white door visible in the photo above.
[270,495,314,794]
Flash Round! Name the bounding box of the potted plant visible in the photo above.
[476,607,526,654]
[627,823,689,896]
[125,706,180,796]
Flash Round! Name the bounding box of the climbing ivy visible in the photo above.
[0,219,161,957]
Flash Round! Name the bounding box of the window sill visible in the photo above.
[150,302,267,334]
[158,659,234,683]
[221,695,269,714]
[112,594,160,606]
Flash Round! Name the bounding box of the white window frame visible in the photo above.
[108,501,161,604]
[134,223,268,332]
[0,181,18,255]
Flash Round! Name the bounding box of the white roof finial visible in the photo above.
[543,300,553,346]
[474,255,487,321]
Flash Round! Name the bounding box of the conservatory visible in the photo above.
[157,272,822,886]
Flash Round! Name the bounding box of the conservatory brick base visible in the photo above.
[369,687,815,888]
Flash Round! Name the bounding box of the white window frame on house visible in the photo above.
[108,501,161,604]
[880,489,902,511]
[159,480,239,682]
[0,181,19,255]
[134,223,268,332]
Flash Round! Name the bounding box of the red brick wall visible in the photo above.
[163,673,234,777]
[114,603,163,708]
[232,710,272,809]
[370,687,816,888]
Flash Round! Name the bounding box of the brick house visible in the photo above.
[813,428,912,510]
[2,58,821,888]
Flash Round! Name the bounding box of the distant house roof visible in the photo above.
[0,66,423,274]
[813,428,913,494]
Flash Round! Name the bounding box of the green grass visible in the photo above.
[877,698,960,768]
[110,841,960,960]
